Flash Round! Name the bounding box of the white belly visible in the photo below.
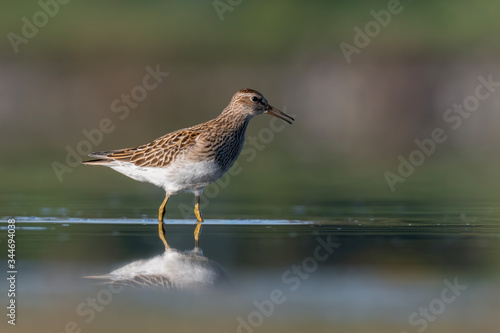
[108,159,223,194]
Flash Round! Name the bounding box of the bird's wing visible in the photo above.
[90,129,202,168]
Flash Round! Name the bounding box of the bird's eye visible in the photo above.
[251,96,259,102]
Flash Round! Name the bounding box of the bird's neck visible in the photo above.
[215,106,252,131]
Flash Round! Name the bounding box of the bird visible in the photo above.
[82,88,294,249]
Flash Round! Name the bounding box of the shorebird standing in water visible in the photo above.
[83,89,294,249]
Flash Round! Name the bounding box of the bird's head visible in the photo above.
[228,88,294,124]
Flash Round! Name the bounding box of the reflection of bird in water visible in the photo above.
[85,248,231,290]
[82,89,294,249]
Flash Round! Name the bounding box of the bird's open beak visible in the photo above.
[265,105,295,124]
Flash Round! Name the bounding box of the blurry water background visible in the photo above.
[1,1,500,332]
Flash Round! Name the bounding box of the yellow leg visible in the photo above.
[194,195,204,247]
[158,194,170,250]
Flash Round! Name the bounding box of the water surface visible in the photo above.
[1,203,500,333]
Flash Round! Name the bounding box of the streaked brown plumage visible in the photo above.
[83,88,294,249]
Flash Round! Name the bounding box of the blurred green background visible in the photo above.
[2,0,500,219]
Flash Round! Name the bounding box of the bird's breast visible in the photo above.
[211,125,248,172]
